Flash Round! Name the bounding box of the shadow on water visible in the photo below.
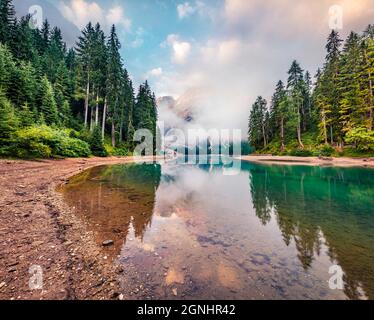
[60,159,374,299]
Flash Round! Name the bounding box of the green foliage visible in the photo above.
[248,96,269,149]
[90,125,107,157]
[345,127,374,151]
[0,1,158,159]
[289,149,314,157]
[9,125,91,158]
[319,145,335,157]
[104,143,130,157]
[38,76,59,125]
[0,91,18,146]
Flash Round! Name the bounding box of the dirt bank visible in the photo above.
[239,155,374,168]
[0,156,159,300]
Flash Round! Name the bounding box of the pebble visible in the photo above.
[102,240,114,247]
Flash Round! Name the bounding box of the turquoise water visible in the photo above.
[61,158,374,300]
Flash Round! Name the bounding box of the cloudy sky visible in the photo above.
[14,0,374,132]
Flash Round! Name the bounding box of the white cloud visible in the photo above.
[155,0,373,135]
[223,0,374,39]
[177,1,209,19]
[59,0,131,32]
[163,34,191,64]
[177,2,195,19]
[130,27,146,48]
[146,67,163,79]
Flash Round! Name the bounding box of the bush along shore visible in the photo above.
[0,0,157,159]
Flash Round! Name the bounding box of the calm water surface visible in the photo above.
[60,158,374,300]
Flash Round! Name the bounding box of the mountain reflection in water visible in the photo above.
[60,159,374,300]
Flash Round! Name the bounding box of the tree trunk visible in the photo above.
[111,122,116,148]
[262,124,267,148]
[89,86,94,131]
[102,97,107,140]
[95,92,99,126]
[280,117,285,151]
[119,121,123,142]
[330,126,334,145]
[322,109,328,145]
[365,49,373,130]
[84,73,90,128]
[297,107,304,149]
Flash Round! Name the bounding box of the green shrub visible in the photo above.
[89,126,107,157]
[319,145,335,157]
[345,127,374,152]
[104,143,130,157]
[289,149,314,157]
[10,125,91,158]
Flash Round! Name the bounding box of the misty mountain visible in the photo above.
[157,88,209,128]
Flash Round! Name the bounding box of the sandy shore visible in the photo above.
[239,155,374,168]
[0,156,160,300]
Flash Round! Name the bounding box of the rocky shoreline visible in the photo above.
[0,157,158,300]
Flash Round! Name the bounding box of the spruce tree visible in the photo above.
[270,81,288,150]
[0,0,16,45]
[287,60,305,148]
[90,125,107,156]
[106,24,122,147]
[39,76,58,125]
[248,96,268,149]
[338,32,365,136]
[0,90,18,146]
[76,22,95,128]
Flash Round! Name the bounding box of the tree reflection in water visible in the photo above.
[246,162,374,299]
[61,163,161,258]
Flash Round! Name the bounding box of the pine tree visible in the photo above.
[43,27,66,83]
[0,89,18,146]
[287,60,305,148]
[322,30,343,145]
[0,43,16,94]
[248,96,268,149]
[90,125,107,156]
[338,32,365,136]
[40,19,50,50]
[39,76,58,125]
[270,80,288,150]
[122,72,135,142]
[76,22,95,128]
[106,24,122,147]
[91,23,107,129]
[17,103,35,127]
[14,61,38,111]
[12,15,35,61]
[361,25,374,130]
[0,0,16,45]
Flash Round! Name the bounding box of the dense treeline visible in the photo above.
[0,0,157,158]
[249,26,374,156]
